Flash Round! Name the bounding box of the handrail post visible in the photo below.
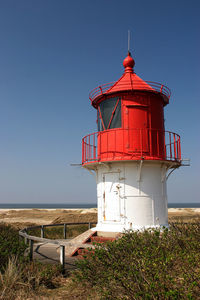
[63,224,67,239]
[29,240,34,261]
[19,234,23,243]
[24,229,28,245]
[60,245,65,274]
[88,222,91,229]
[41,225,45,238]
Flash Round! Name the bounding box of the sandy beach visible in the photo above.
[0,207,199,229]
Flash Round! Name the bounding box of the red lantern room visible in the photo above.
[82,52,181,166]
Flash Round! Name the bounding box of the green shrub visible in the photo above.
[0,224,27,271]
[0,224,63,299]
[75,223,200,299]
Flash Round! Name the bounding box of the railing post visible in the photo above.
[115,129,116,159]
[24,229,28,245]
[157,131,159,157]
[169,133,172,159]
[63,224,67,239]
[82,139,84,164]
[95,133,97,160]
[107,130,108,159]
[88,222,91,229]
[60,245,65,274]
[173,133,177,159]
[84,140,86,163]
[93,133,95,161]
[89,135,91,160]
[85,139,87,163]
[29,240,34,261]
[41,225,45,238]
[149,129,152,157]
[164,132,166,159]
[85,140,86,163]
[87,136,90,162]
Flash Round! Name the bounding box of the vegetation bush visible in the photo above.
[75,223,200,299]
[0,224,62,299]
[0,224,27,271]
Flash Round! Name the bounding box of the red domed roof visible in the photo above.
[106,52,154,94]
[89,52,171,106]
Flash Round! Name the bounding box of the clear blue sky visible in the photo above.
[0,0,199,204]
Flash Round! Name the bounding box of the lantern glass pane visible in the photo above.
[98,97,121,131]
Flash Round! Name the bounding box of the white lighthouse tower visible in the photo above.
[82,51,181,233]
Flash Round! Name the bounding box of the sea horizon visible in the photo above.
[0,202,200,209]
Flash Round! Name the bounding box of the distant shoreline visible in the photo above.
[0,208,200,212]
[0,203,199,209]
[0,208,97,212]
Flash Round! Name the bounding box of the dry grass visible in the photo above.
[0,257,99,300]
[0,257,21,299]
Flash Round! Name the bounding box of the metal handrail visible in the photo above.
[19,221,97,273]
[89,81,171,103]
[82,129,181,165]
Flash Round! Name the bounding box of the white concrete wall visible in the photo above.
[93,161,168,232]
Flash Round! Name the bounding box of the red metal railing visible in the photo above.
[82,129,181,165]
[89,81,171,103]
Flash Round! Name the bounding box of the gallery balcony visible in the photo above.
[82,128,181,166]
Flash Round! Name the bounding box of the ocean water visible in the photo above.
[0,203,97,209]
[0,203,199,209]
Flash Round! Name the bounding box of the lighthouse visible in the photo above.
[82,51,181,233]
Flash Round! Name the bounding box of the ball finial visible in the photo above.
[123,52,135,72]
